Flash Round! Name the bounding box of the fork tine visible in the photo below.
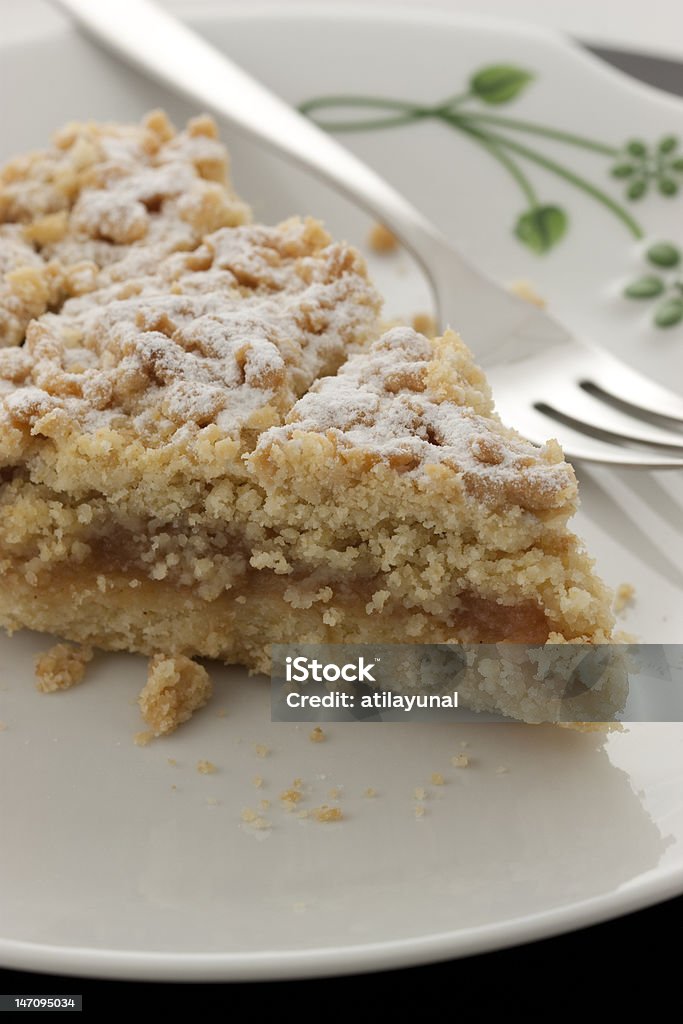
[586,352,683,424]
[493,398,683,468]
[544,386,683,450]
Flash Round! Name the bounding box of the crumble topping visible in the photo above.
[138,654,212,736]
[0,110,249,331]
[35,641,92,693]
[253,327,576,513]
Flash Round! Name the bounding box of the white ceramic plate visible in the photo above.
[1,3,683,982]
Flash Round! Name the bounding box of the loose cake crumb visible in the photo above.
[414,804,426,819]
[280,788,303,806]
[312,805,343,823]
[363,787,377,798]
[139,655,211,736]
[309,726,325,743]
[196,759,217,774]
[430,772,445,786]
[328,787,341,800]
[509,278,546,308]
[0,721,7,732]
[614,583,635,613]
[413,786,426,800]
[259,799,271,811]
[412,312,437,337]
[241,808,270,829]
[297,809,309,819]
[167,758,177,767]
[368,221,399,253]
[451,753,469,768]
[252,775,264,788]
[254,744,270,758]
[292,777,303,789]
[35,642,93,694]
[134,730,153,747]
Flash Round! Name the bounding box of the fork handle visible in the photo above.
[54,0,451,291]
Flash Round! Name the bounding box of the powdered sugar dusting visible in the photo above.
[258,327,575,510]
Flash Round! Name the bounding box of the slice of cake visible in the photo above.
[0,114,616,724]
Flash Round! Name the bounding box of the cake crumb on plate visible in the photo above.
[133,730,153,747]
[451,753,470,768]
[35,642,93,693]
[614,583,636,613]
[309,726,325,743]
[139,655,211,736]
[368,221,399,253]
[196,759,217,775]
[312,805,343,823]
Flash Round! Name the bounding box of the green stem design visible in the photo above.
[444,114,644,238]
[453,112,620,157]
[298,84,650,241]
[455,122,538,207]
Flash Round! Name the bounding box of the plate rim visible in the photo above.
[1,860,683,980]
[2,1,683,981]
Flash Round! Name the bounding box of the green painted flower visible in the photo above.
[624,242,683,327]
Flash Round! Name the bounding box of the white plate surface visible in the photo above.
[1,3,683,981]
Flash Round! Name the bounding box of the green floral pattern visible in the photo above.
[300,64,682,328]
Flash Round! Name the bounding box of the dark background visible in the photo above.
[2,43,682,1012]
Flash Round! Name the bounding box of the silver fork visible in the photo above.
[54,0,683,467]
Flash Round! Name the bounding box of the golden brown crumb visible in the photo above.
[414,804,426,819]
[509,279,546,308]
[413,786,426,800]
[292,778,303,789]
[368,221,399,253]
[241,807,258,822]
[614,583,635,614]
[167,758,177,767]
[196,759,217,774]
[363,787,377,798]
[251,816,271,830]
[430,772,445,786]
[254,744,270,758]
[134,730,153,747]
[35,642,93,694]
[312,805,343,823]
[139,655,212,736]
[252,775,264,789]
[451,753,469,768]
[412,312,437,337]
[309,726,325,743]
[280,787,303,805]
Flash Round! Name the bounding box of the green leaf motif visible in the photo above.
[611,162,634,178]
[654,297,683,327]
[626,139,647,157]
[658,135,678,154]
[627,179,647,200]
[659,178,679,196]
[624,275,665,299]
[647,242,681,268]
[515,205,568,254]
[469,65,534,105]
